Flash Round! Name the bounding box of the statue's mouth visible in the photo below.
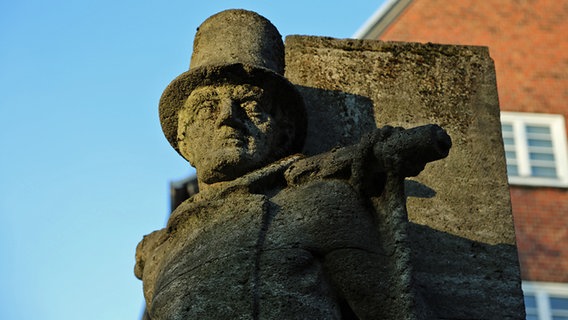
[218,128,246,148]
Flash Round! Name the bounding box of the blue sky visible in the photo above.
[0,1,385,319]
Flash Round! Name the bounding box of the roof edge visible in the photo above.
[352,0,413,39]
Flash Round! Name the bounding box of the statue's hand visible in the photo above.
[373,124,451,177]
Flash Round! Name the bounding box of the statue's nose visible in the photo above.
[217,98,242,128]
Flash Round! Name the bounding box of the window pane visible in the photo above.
[524,293,538,320]
[502,123,514,132]
[530,152,555,161]
[508,165,519,176]
[524,295,537,308]
[551,297,568,310]
[528,139,553,147]
[531,166,557,177]
[506,151,518,160]
[526,125,551,134]
[504,137,516,145]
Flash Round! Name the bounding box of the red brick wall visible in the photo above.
[512,187,568,282]
[376,0,568,282]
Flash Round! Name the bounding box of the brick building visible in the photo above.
[354,0,568,318]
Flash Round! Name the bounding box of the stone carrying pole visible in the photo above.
[135,9,525,319]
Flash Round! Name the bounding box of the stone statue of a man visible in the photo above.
[135,9,451,319]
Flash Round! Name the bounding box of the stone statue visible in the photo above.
[135,9,451,319]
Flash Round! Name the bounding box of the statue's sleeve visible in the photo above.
[285,124,451,196]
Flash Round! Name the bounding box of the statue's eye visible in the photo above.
[195,101,216,120]
[241,100,267,123]
[241,100,259,115]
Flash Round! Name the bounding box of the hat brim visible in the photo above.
[159,63,307,158]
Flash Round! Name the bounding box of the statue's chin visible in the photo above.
[198,167,245,185]
[195,149,266,185]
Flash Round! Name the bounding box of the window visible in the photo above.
[523,282,568,320]
[501,112,568,187]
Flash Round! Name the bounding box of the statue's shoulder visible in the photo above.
[283,142,384,198]
[284,147,355,187]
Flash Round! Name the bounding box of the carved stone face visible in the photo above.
[177,83,279,184]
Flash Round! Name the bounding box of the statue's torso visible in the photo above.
[145,178,375,319]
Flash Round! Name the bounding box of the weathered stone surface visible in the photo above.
[285,35,524,319]
[136,9,524,320]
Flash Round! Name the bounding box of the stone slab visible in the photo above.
[285,35,524,319]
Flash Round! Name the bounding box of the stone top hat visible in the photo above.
[159,9,307,159]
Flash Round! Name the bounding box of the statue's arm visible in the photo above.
[285,124,451,197]
[368,124,451,178]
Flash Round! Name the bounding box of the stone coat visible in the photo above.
[136,150,394,319]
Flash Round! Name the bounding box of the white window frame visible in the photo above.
[523,281,568,320]
[501,112,568,188]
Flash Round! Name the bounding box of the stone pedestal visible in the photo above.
[285,36,524,319]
